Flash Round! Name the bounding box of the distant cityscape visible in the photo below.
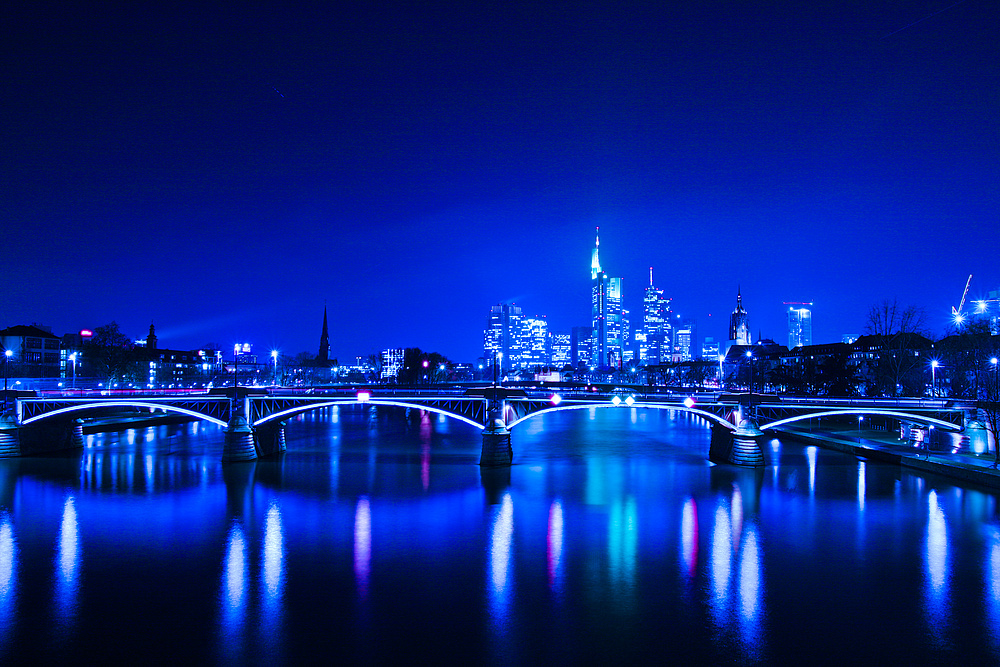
[3,230,1000,397]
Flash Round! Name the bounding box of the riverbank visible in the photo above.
[776,425,1000,489]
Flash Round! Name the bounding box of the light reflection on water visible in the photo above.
[0,511,16,644]
[55,495,80,636]
[0,407,997,662]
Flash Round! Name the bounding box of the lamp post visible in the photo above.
[69,352,77,390]
[858,414,864,441]
[3,349,11,411]
[931,360,939,397]
[718,354,725,390]
[271,350,278,386]
[746,349,754,418]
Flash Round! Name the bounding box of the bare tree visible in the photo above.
[863,299,931,396]
[366,353,384,382]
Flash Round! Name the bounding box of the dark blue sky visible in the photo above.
[4,1,998,362]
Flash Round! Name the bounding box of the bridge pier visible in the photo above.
[254,420,287,457]
[709,421,765,467]
[480,427,512,467]
[223,416,258,462]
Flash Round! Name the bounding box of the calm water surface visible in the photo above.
[1,405,1000,665]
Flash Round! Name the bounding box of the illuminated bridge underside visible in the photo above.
[759,409,963,432]
[249,396,489,430]
[18,398,231,427]
[12,395,968,439]
[504,400,738,430]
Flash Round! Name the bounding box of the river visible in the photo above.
[0,405,998,664]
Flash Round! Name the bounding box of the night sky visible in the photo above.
[4,1,998,362]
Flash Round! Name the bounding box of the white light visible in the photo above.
[683,397,695,408]
[611,396,622,406]
[357,391,371,403]
[4,350,11,358]
[624,395,635,406]
[550,394,562,405]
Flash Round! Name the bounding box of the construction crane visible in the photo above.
[952,274,972,323]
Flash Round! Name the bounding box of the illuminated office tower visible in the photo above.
[571,326,592,367]
[702,336,720,361]
[589,228,624,367]
[484,303,522,373]
[676,326,693,362]
[642,267,672,365]
[521,316,550,369]
[787,304,813,348]
[551,332,571,367]
[381,348,403,380]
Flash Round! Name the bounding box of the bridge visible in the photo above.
[0,386,973,467]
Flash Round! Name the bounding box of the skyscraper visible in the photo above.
[728,288,750,351]
[589,228,624,367]
[484,303,522,373]
[786,304,813,348]
[520,316,550,369]
[642,267,672,365]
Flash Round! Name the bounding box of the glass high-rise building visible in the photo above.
[484,303,522,373]
[787,305,813,348]
[589,229,624,368]
[642,267,671,365]
[521,316,550,369]
[551,332,571,367]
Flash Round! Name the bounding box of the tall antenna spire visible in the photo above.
[590,226,602,279]
[649,266,653,287]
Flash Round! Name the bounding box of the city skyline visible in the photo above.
[4,2,997,362]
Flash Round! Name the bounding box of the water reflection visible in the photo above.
[680,497,698,582]
[260,501,285,660]
[0,511,16,644]
[986,528,1000,655]
[220,519,248,660]
[608,495,637,607]
[858,461,866,511]
[547,500,563,592]
[924,490,951,648]
[55,495,80,638]
[708,481,765,660]
[354,497,371,600]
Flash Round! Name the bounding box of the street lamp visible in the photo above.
[3,349,12,411]
[745,350,754,417]
[931,360,939,397]
[858,414,864,441]
[271,350,279,386]
[69,352,77,390]
[718,354,725,389]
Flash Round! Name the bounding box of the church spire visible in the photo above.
[317,305,330,364]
